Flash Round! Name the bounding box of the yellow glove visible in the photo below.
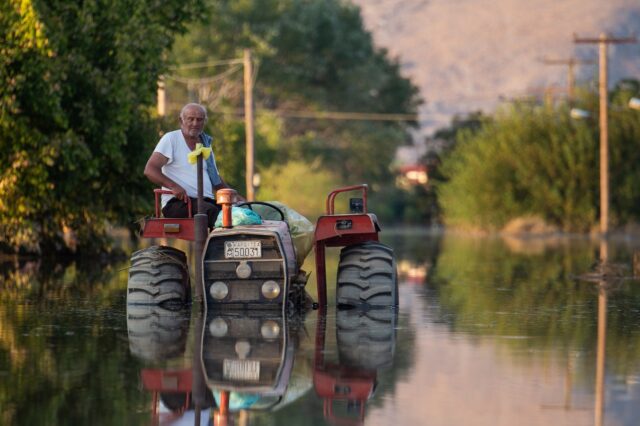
[187,143,212,164]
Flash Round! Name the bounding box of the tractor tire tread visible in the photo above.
[336,242,398,308]
[127,246,190,307]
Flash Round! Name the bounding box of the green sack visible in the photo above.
[251,202,315,267]
[214,206,263,227]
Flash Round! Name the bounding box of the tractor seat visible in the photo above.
[140,189,196,241]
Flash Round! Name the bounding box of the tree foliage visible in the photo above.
[168,0,422,193]
[437,82,640,231]
[0,0,205,254]
[1,0,420,254]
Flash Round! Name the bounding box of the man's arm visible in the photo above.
[144,152,188,202]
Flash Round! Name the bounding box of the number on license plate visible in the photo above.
[223,359,261,381]
[224,240,261,258]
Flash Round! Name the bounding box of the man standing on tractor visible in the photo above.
[144,103,240,227]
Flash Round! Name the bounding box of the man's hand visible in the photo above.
[170,185,188,202]
[145,152,188,202]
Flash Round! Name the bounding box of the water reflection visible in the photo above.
[314,308,397,425]
[4,233,640,425]
[127,306,212,425]
[200,307,398,425]
[595,282,607,426]
[123,304,399,426]
[394,234,640,426]
[127,305,191,362]
[202,310,306,419]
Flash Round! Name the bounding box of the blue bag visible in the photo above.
[215,206,263,227]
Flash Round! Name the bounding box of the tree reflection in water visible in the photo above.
[3,233,640,425]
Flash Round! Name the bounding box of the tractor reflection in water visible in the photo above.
[126,305,314,425]
[126,272,398,425]
[313,307,397,425]
[126,305,216,425]
[202,306,398,426]
[201,310,312,425]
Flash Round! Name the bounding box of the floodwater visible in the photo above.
[2,230,640,426]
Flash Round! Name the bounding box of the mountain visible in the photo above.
[350,0,640,144]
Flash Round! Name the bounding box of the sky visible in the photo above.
[351,0,640,150]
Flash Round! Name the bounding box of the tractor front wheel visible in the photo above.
[336,241,398,308]
[126,245,190,307]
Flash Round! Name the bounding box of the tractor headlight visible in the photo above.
[210,281,229,300]
[209,317,228,337]
[261,280,281,299]
[261,320,281,339]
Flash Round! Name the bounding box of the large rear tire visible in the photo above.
[127,245,190,307]
[336,241,398,308]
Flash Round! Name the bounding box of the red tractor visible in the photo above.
[127,170,398,312]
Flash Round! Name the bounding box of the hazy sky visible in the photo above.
[351,0,640,139]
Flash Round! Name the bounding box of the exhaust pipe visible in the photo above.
[216,189,237,228]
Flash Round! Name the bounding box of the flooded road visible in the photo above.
[2,231,640,425]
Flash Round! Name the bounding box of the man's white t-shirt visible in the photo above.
[154,130,219,207]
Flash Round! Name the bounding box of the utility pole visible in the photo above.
[157,76,166,116]
[574,33,636,235]
[243,49,255,201]
[540,57,595,101]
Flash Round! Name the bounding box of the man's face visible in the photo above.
[180,106,206,138]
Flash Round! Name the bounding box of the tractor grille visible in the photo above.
[203,233,286,307]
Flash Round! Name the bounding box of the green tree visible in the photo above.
[607,79,640,224]
[439,99,599,231]
[438,81,640,231]
[0,0,205,254]
[167,0,421,193]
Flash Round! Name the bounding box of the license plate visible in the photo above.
[223,359,260,381]
[224,240,261,259]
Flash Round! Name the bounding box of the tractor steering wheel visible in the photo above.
[236,201,286,222]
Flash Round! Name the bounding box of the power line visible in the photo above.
[168,58,244,71]
[213,108,419,122]
[165,64,243,85]
[539,56,596,100]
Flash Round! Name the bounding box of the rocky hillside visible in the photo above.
[351,0,640,143]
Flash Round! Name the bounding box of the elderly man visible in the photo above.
[144,103,239,227]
